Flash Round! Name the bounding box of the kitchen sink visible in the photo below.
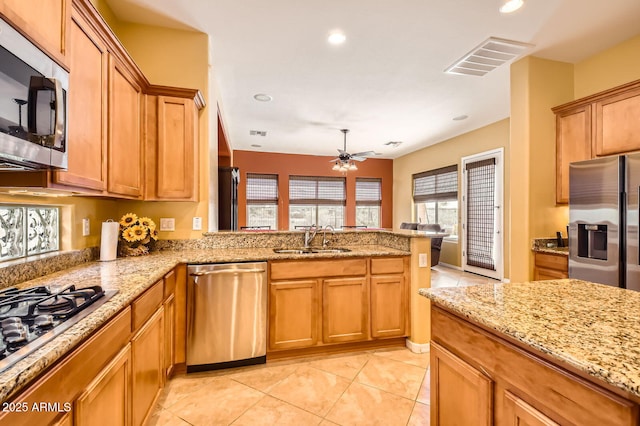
[273,247,351,254]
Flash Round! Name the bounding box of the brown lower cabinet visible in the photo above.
[533,252,568,280]
[268,256,410,354]
[0,266,182,426]
[75,344,132,426]
[131,307,163,426]
[430,306,639,426]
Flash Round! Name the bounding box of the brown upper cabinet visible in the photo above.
[0,0,205,200]
[0,0,71,67]
[553,79,640,204]
[53,4,108,191]
[107,55,143,198]
[144,91,204,201]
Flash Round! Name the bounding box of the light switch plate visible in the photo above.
[418,253,428,268]
[160,218,175,231]
[192,217,202,231]
[82,218,90,236]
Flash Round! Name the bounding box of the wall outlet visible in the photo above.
[159,218,175,231]
[418,253,428,268]
[82,218,90,236]
[192,217,202,231]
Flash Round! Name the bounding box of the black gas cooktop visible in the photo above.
[0,284,117,373]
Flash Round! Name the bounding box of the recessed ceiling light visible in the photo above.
[499,0,524,13]
[453,115,468,121]
[328,30,346,45]
[253,94,272,102]
[251,144,262,148]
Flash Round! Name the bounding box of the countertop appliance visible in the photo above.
[186,262,267,372]
[218,167,239,231]
[0,284,117,373]
[569,154,640,290]
[0,17,68,170]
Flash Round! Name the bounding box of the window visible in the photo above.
[246,173,278,229]
[356,178,382,228]
[0,205,59,262]
[289,176,345,229]
[413,165,458,238]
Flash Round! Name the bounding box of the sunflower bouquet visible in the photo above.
[118,213,158,257]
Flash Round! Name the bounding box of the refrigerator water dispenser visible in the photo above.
[577,224,608,260]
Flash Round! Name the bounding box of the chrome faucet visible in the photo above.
[322,225,335,248]
[303,224,317,248]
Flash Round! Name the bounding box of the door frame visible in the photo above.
[460,148,504,281]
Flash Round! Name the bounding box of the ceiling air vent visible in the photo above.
[445,37,533,77]
[250,130,267,137]
[384,141,402,148]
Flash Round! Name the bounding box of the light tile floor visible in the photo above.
[430,264,501,289]
[148,347,430,426]
[147,266,485,426]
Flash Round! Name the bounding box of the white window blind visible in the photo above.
[246,173,278,204]
[413,165,458,202]
[289,176,345,205]
[356,178,382,206]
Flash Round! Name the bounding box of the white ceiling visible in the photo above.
[106,0,640,159]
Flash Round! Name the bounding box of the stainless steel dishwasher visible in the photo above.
[186,262,267,372]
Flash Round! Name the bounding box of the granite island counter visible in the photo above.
[421,279,640,425]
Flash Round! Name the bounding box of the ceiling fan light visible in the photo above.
[332,162,341,171]
[348,162,358,171]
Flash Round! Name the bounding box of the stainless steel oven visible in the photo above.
[0,17,68,170]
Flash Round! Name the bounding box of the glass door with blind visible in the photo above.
[461,149,504,280]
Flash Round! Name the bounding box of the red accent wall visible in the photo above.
[233,150,393,230]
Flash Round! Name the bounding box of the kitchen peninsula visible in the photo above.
[0,229,434,425]
[421,280,640,425]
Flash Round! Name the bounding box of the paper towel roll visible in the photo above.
[100,220,120,261]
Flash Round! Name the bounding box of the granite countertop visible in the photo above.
[420,280,640,398]
[0,244,409,403]
[532,238,569,256]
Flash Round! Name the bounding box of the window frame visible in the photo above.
[246,173,279,230]
[288,175,346,229]
[355,177,382,228]
[412,165,459,240]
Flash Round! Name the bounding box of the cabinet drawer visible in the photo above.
[132,280,163,332]
[371,257,404,275]
[270,258,367,280]
[432,308,637,426]
[0,307,132,426]
[534,252,568,272]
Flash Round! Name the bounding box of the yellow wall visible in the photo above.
[574,34,640,99]
[509,57,574,282]
[393,119,510,274]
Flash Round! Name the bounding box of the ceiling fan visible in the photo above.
[330,129,375,171]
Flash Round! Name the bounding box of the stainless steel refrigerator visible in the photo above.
[568,153,640,290]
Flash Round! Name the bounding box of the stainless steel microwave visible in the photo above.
[0,17,68,170]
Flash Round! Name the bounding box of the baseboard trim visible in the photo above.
[436,262,462,271]
[405,339,430,354]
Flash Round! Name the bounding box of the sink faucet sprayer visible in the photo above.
[303,225,317,248]
[322,225,335,248]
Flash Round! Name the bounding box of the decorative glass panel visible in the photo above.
[27,207,59,255]
[0,207,24,261]
[0,205,59,262]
